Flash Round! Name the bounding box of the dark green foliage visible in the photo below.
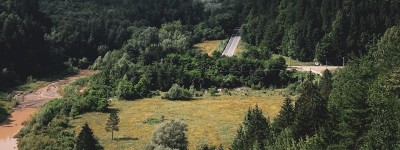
[88,23,291,94]
[116,78,136,100]
[0,103,8,122]
[208,87,218,97]
[320,69,333,101]
[105,111,120,140]
[0,0,54,90]
[75,123,103,150]
[18,115,75,150]
[231,105,272,149]
[362,71,400,149]
[162,84,193,101]
[273,98,294,133]
[17,78,109,149]
[239,0,400,64]
[293,73,327,139]
[325,26,400,149]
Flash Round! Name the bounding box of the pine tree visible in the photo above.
[363,70,400,149]
[105,112,120,140]
[293,72,327,139]
[231,105,272,149]
[320,69,333,101]
[273,98,295,133]
[75,123,103,150]
[231,125,247,150]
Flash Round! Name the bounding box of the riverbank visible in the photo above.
[0,70,95,150]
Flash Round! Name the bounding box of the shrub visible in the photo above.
[0,103,8,122]
[208,87,218,96]
[150,120,188,150]
[162,84,192,100]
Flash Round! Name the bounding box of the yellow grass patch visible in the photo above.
[234,40,246,56]
[70,90,285,149]
[194,40,222,55]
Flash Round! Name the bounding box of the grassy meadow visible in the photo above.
[70,89,286,149]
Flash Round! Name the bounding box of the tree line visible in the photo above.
[229,25,400,150]
[0,0,232,90]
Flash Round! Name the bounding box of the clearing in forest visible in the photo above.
[195,40,223,55]
[70,89,285,149]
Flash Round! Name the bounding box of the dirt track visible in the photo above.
[289,66,343,75]
[14,70,95,109]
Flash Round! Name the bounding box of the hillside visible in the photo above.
[0,0,399,150]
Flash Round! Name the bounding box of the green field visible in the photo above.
[70,89,286,149]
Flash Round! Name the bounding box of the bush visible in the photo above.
[162,84,192,100]
[0,103,8,122]
[150,120,188,150]
[208,87,218,96]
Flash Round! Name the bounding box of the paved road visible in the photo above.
[288,66,344,76]
[223,29,241,57]
[222,36,241,57]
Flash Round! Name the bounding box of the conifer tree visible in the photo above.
[320,69,333,101]
[105,112,120,140]
[231,105,272,149]
[75,123,103,150]
[294,72,327,139]
[273,98,295,133]
[363,70,400,149]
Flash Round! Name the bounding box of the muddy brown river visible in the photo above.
[0,70,95,150]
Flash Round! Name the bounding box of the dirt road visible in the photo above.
[0,70,95,150]
[289,66,343,75]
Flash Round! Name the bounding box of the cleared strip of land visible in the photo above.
[289,66,343,75]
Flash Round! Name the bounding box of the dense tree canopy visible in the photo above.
[237,0,400,64]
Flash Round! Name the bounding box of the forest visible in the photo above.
[0,0,399,149]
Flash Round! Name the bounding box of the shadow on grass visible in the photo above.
[114,137,139,141]
[106,108,121,113]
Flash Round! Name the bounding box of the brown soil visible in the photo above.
[13,70,95,109]
[0,70,95,150]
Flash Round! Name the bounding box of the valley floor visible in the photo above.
[70,89,286,149]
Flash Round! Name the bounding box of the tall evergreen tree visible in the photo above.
[362,70,400,149]
[75,123,103,150]
[293,72,327,139]
[231,105,272,149]
[320,69,333,101]
[273,98,295,133]
[105,111,120,140]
